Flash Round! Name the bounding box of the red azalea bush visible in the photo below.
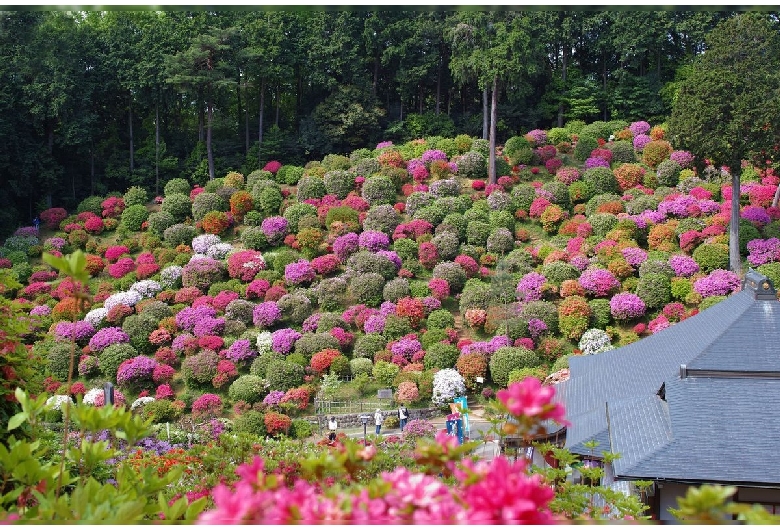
[101,197,125,219]
[192,393,223,418]
[264,411,292,437]
[40,207,68,229]
[310,348,341,374]
[279,387,311,410]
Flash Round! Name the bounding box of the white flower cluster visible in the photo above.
[82,387,104,406]
[431,368,466,406]
[256,331,273,355]
[192,234,222,254]
[130,279,162,298]
[85,307,109,327]
[207,243,233,260]
[131,396,156,411]
[103,290,143,311]
[45,394,73,411]
[578,329,615,356]
[188,254,209,263]
[160,265,183,289]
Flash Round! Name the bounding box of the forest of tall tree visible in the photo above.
[0,8,756,236]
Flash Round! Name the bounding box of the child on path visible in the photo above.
[398,405,409,431]
[328,416,337,442]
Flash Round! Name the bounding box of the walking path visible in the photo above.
[333,405,502,462]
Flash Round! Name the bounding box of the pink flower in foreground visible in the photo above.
[496,377,567,425]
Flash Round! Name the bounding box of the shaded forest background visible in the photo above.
[0,8,763,237]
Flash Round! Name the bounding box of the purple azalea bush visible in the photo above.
[609,293,647,320]
[271,328,301,354]
[578,268,620,297]
[516,272,547,303]
[88,327,130,352]
[747,238,780,267]
[693,269,742,298]
[253,301,282,328]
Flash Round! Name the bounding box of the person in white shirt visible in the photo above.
[398,405,409,430]
[374,408,383,435]
[328,416,337,442]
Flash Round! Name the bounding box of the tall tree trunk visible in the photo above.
[155,102,160,196]
[207,97,215,181]
[558,45,568,128]
[90,144,95,196]
[274,84,280,127]
[730,172,741,275]
[419,84,423,114]
[373,52,379,97]
[435,52,442,115]
[198,89,205,142]
[772,182,780,208]
[602,51,608,121]
[488,75,498,185]
[129,99,134,173]
[258,78,265,166]
[244,78,249,156]
[482,87,489,140]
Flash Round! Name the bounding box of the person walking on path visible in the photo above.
[374,408,383,435]
[398,405,409,431]
[328,416,338,442]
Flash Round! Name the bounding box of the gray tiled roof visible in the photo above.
[562,287,761,452]
[610,377,780,485]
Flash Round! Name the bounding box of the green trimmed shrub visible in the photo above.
[699,295,727,311]
[250,350,284,378]
[46,342,75,380]
[120,204,149,232]
[503,136,533,166]
[608,140,636,164]
[276,166,304,186]
[164,178,191,197]
[363,204,401,235]
[588,299,612,328]
[350,357,374,377]
[77,195,104,215]
[191,192,227,222]
[635,272,672,309]
[583,167,620,195]
[573,136,598,162]
[297,175,327,201]
[266,360,305,391]
[372,360,400,386]
[123,186,148,207]
[99,343,138,380]
[361,176,396,206]
[427,309,455,330]
[323,170,355,199]
[283,203,318,233]
[240,226,266,250]
[161,193,192,223]
[289,419,314,440]
[383,277,410,302]
[353,333,386,360]
[294,333,340,359]
[228,375,267,404]
[489,346,540,388]
[423,343,459,371]
[692,242,730,273]
[655,160,682,187]
[233,410,266,437]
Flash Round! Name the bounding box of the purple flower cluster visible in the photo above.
[669,255,700,277]
[693,269,742,298]
[176,305,217,332]
[658,195,697,218]
[333,232,359,262]
[30,305,52,317]
[670,150,695,168]
[584,157,610,169]
[391,337,422,359]
[88,327,130,352]
[193,316,225,338]
[363,314,385,334]
[420,149,448,164]
[358,230,390,252]
[116,355,157,385]
[516,272,546,303]
[569,255,590,271]
[172,333,195,354]
[741,206,771,226]
[621,247,648,268]
[376,250,402,270]
[225,339,256,363]
[747,238,780,267]
[460,335,511,357]
[527,318,548,339]
[284,259,316,285]
[376,141,393,150]
[629,121,651,136]
[422,296,441,313]
[578,268,620,297]
[271,328,301,354]
[44,237,67,251]
[633,133,651,151]
[54,320,96,342]
[379,301,397,317]
[526,129,547,145]
[261,216,289,245]
[697,200,721,215]
[609,293,647,320]
[252,301,282,328]
[263,390,286,406]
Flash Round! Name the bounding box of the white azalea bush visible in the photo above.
[578,328,615,355]
[431,368,466,406]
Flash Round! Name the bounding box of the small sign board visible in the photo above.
[377,388,393,399]
[475,376,484,384]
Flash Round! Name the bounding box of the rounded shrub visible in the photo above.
[266,360,305,392]
[99,343,138,380]
[692,242,730,273]
[655,160,682,187]
[635,272,672,309]
[120,204,149,232]
[283,203,318,233]
[240,226,266,250]
[164,178,191,197]
[489,346,540,388]
[372,360,400,386]
[123,186,149,207]
[147,211,176,236]
[297,175,327,201]
[363,204,401,235]
[192,192,227,222]
[427,309,455,330]
[46,342,76,380]
[233,410,267,437]
[353,333,386,359]
[349,273,385,307]
[423,343,459,371]
[161,194,192,223]
[323,170,355,199]
[350,357,373,377]
[228,375,267,404]
[573,136,599,162]
[583,167,620,195]
[503,136,533,166]
[608,140,636,164]
[361,176,396,206]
